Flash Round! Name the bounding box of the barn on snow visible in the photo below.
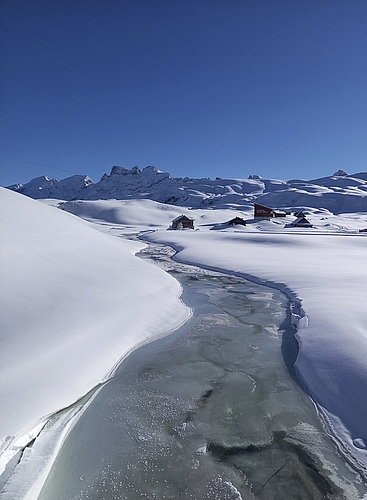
[227,217,246,226]
[171,215,195,229]
[254,203,275,218]
[254,203,287,218]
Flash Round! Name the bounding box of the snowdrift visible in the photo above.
[0,188,189,440]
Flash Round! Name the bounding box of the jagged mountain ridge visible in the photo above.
[6,166,367,213]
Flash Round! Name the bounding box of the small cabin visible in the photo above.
[228,217,246,226]
[171,215,194,230]
[291,216,312,228]
[274,210,288,217]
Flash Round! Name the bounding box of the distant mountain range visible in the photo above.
[6,166,367,213]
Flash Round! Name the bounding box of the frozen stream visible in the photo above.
[4,243,365,499]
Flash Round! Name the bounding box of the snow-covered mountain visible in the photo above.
[6,166,367,213]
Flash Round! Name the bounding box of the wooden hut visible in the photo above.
[171,215,194,229]
[291,216,312,228]
[274,210,288,217]
[228,217,246,226]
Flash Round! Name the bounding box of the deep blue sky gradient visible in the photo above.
[1,0,366,186]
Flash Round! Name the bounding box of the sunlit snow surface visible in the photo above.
[1,188,367,497]
[0,190,190,476]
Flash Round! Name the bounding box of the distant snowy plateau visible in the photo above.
[7,165,367,212]
[1,166,367,497]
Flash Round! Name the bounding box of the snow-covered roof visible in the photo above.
[292,216,312,226]
[172,214,194,222]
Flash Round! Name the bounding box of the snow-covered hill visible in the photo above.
[0,188,189,463]
[6,166,367,213]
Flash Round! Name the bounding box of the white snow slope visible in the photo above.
[0,188,189,444]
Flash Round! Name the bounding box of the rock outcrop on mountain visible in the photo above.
[6,166,367,213]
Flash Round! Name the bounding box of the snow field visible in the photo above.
[0,189,190,442]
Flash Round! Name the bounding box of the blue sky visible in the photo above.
[1,0,366,186]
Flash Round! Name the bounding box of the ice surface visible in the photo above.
[32,269,363,499]
[144,225,367,474]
